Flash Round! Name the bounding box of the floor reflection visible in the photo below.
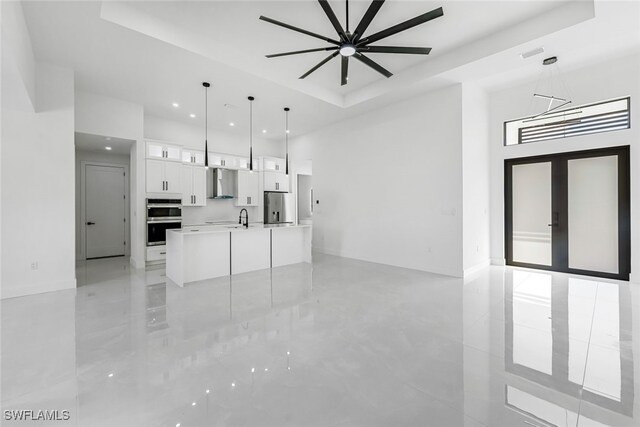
[1,255,638,426]
[502,269,636,426]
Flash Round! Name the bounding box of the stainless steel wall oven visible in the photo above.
[146,198,182,246]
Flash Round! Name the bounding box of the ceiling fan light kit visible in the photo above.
[260,0,444,86]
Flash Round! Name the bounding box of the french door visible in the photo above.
[505,146,630,280]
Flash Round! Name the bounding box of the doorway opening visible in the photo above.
[297,174,313,225]
[504,146,630,280]
[75,132,134,264]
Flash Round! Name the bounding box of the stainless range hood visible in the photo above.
[207,168,236,199]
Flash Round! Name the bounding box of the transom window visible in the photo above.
[504,97,630,146]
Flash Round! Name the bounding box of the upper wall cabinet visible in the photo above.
[182,165,207,206]
[236,156,260,171]
[182,149,205,166]
[261,157,286,173]
[147,141,182,162]
[263,171,289,193]
[235,170,260,207]
[207,152,237,169]
[146,159,182,194]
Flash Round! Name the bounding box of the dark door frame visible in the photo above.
[505,145,630,281]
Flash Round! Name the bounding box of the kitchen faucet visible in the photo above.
[239,208,249,228]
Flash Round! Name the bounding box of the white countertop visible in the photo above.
[169,223,311,236]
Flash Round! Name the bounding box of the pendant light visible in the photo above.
[528,56,573,119]
[248,96,255,171]
[202,82,210,167]
[284,107,290,175]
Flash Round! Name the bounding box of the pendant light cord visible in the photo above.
[205,88,208,141]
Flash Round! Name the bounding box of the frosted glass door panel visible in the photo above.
[567,156,618,273]
[512,162,552,266]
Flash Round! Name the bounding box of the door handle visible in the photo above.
[548,212,559,227]
[86,221,95,225]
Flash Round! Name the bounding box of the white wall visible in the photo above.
[75,149,130,260]
[144,115,284,226]
[488,53,640,281]
[290,85,465,277]
[75,91,143,141]
[1,0,36,112]
[1,63,76,299]
[462,84,491,274]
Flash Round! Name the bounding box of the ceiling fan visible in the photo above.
[260,0,444,86]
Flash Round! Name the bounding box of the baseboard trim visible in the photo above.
[463,260,491,279]
[312,247,463,278]
[491,257,506,266]
[1,278,77,300]
[130,256,145,269]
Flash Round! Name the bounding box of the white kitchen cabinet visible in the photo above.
[236,156,260,171]
[146,141,182,161]
[146,159,183,194]
[147,245,167,262]
[235,170,260,206]
[182,165,207,206]
[182,149,205,166]
[207,152,239,169]
[261,157,286,172]
[263,171,289,192]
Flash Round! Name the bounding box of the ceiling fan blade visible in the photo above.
[299,51,340,79]
[259,15,341,45]
[341,56,349,86]
[353,0,385,43]
[353,52,393,78]
[357,7,444,46]
[361,46,432,55]
[318,0,347,41]
[266,47,339,58]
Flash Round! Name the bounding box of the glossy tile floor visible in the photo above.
[2,254,639,426]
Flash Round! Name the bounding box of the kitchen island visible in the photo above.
[166,224,312,287]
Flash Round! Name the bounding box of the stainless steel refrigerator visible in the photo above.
[264,192,295,224]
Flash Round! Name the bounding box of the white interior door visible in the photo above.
[86,165,126,259]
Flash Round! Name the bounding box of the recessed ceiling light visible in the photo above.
[172,102,180,108]
[190,114,196,118]
[229,122,235,127]
[285,130,290,134]
[191,402,196,406]
[262,129,267,133]
[108,373,114,377]
[105,147,112,151]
